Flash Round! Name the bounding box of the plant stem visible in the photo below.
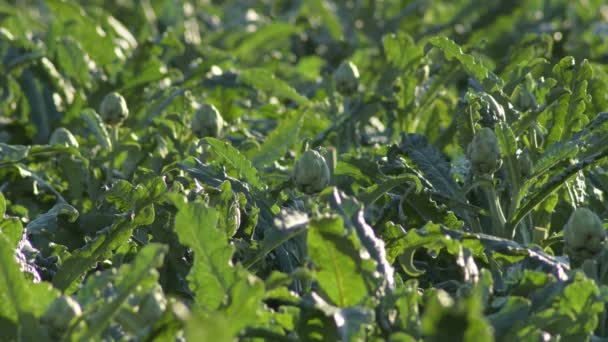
[481,178,506,237]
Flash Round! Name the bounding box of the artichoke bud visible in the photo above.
[467,127,502,176]
[191,103,224,138]
[293,149,330,194]
[563,208,606,265]
[49,127,79,148]
[334,60,360,95]
[41,295,82,332]
[99,92,129,125]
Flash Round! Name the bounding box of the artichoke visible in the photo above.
[467,127,502,176]
[41,295,82,333]
[49,127,79,148]
[334,60,360,95]
[191,103,224,138]
[99,92,129,125]
[563,208,606,265]
[293,149,330,194]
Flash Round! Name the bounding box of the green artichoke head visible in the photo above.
[293,149,330,194]
[467,127,502,176]
[563,208,606,265]
[49,127,79,148]
[191,103,224,138]
[334,60,360,96]
[99,92,129,126]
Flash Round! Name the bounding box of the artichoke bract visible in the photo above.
[99,92,129,125]
[467,127,502,176]
[191,103,224,138]
[49,127,79,148]
[334,60,360,95]
[293,149,330,194]
[563,208,606,265]
[41,295,82,333]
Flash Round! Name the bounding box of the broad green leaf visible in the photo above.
[395,280,421,337]
[302,0,343,40]
[239,68,310,106]
[26,202,79,234]
[76,243,168,340]
[244,208,308,270]
[52,217,137,293]
[359,174,422,206]
[0,217,23,247]
[398,134,461,199]
[528,272,603,338]
[0,143,78,167]
[307,216,368,307]
[508,148,608,232]
[421,287,494,342]
[55,36,91,86]
[383,32,422,70]
[545,57,592,146]
[233,23,300,62]
[173,200,235,310]
[81,108,112,150]
[204,137,262,189]
[429,36,503,90]
[0,234,58,340]
[251,110,305,168]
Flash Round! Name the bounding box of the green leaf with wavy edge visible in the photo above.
[545,57,592,146]
[204,137,262,190]
[383,32,423,70]
[359,174,423,206]
[507,148,608,233]
[52,217,137,293]
[26,202,79,234]
[75,243,168,340]
[239,68,310,106]
[173,198,235,310]
[234,23,300,62]
[307,216,368,307]
[429,36,503,90]
[251,110,305,168]
[0,143,79,167]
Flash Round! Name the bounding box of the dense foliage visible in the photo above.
[1,0,608,341]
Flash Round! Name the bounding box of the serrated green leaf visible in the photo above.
[383,32,423,70]
[429,36,503,90]
[546,57,592,146]
[251,111,304,168]
[173,200,235,310]
[77,243,168,339]
[26,202,79,234]
[239,68,310,106]
[307,216,368,307]
[205,137,262,189]
[52,217,136,293]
